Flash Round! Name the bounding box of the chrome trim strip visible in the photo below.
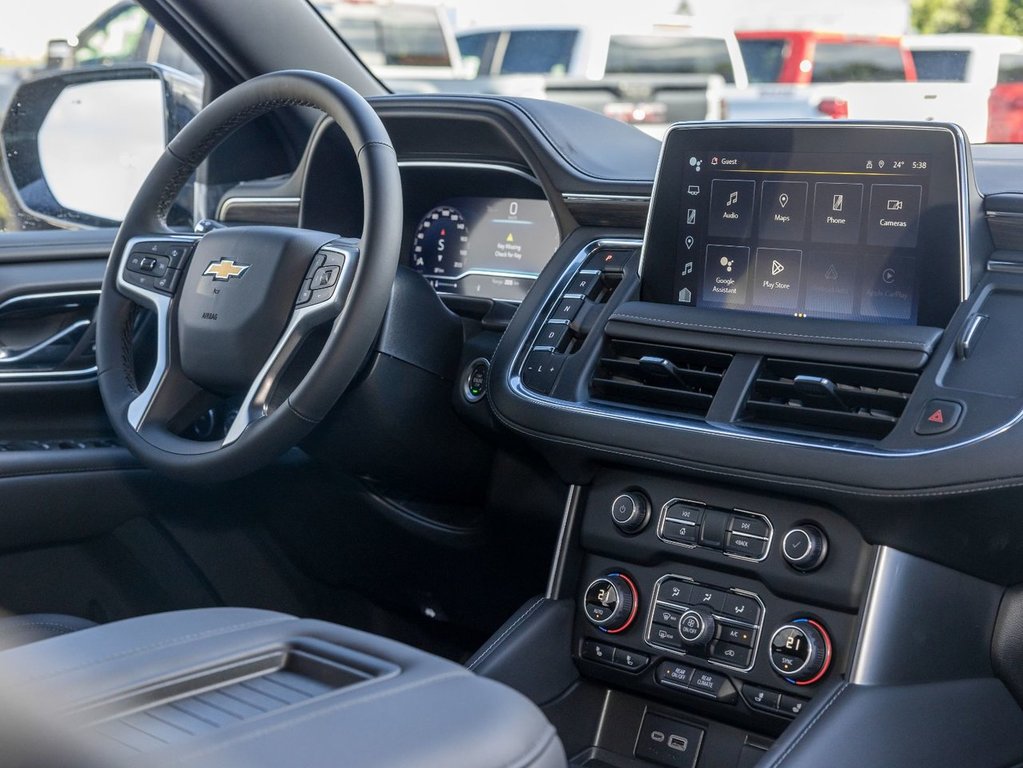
[987,259,1023,274]
[507,237,1023,458]
[0,319,90,364]
[116,235,201,430]
[643,574,764,674]
[426,268,540,282]
[0,289,100,313]
[217,196,300,220]
[398,160,542,186]
[849,546,892,685]
[562,193,651,206]
[984,210,1023,218]
[640,121,972,303]
[0,290,102,381]
[546,484,583,600]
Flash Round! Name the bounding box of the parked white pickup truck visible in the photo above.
[725,80,990,142]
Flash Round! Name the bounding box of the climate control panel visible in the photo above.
[646,576,764,672]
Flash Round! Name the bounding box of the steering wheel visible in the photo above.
[96,70,402,482]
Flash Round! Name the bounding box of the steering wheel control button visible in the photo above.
[583,573,638,633]
[678,608,714,646]
[153,269,183,295]
[611,491,651,534]
[521,349,564,395]
[463,358,490,403]
[312,265,340,290]
[915,399,963,436]
[782,525,828,571]
[635,713,704,768]
[295,282,313,306]
[770,621,832,684]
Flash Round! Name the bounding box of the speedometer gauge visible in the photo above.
[410,206,469,278]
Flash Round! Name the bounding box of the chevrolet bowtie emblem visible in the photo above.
[203,259,250,281]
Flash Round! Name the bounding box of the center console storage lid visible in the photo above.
[0,608,566,768]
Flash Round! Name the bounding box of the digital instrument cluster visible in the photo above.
[409,197,559,302]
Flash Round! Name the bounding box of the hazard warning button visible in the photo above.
[914,399,964,436]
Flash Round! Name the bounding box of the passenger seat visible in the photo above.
[0,614,95,650]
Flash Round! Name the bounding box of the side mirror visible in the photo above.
[1,65,201,228]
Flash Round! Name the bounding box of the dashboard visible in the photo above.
[298,98,1023,768]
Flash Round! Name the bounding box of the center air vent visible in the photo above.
[742,358,919,440]
[590,339,733,418]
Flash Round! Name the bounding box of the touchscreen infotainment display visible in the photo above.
[641,124,966,327]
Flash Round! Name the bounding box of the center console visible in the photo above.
[484,121,1023,767]
[570,470,870,765]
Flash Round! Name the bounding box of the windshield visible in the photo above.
[305,1,1023,144]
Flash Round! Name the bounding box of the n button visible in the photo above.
[915,399,963,436]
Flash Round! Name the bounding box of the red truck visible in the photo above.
[737,31,917,85]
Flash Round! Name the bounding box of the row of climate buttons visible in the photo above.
[647,578,763,671]
[655,660,737,704]
[658,500,772,561]
[520,247,636,395]
[742,683,808,719]
[581,639,650,672]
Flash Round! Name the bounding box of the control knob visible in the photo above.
[678,607,715,646]
[782,525,828,571]
[769,619,832,685]
[583,573,638,633]
[610,491,650,534]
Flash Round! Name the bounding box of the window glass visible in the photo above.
[811,42,907,83]
[910,49,970,81]
[738,38,788,83]
[500,30,577,75]
[605,35,735,82]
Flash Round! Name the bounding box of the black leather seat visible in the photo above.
[0,613,95,650]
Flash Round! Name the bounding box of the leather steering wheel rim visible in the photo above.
[96,70,402,482]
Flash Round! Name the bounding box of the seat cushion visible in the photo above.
[0,613,95,650]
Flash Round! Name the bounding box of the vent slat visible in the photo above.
[590,339,732,418]
[742,358,918,441]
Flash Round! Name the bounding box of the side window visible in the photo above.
[500,30,578,76]
[811,43,907,83]
[456,32,497,77]
[0,2,205,233]
[998,54,1023,83]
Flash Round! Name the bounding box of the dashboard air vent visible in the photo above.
[742,358,919,440]
[590,339,733,418]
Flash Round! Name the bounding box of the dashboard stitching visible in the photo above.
[766,681,849,768]
[608,314,929,348]
[466,597,546,671]
[486,402,1023,499]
